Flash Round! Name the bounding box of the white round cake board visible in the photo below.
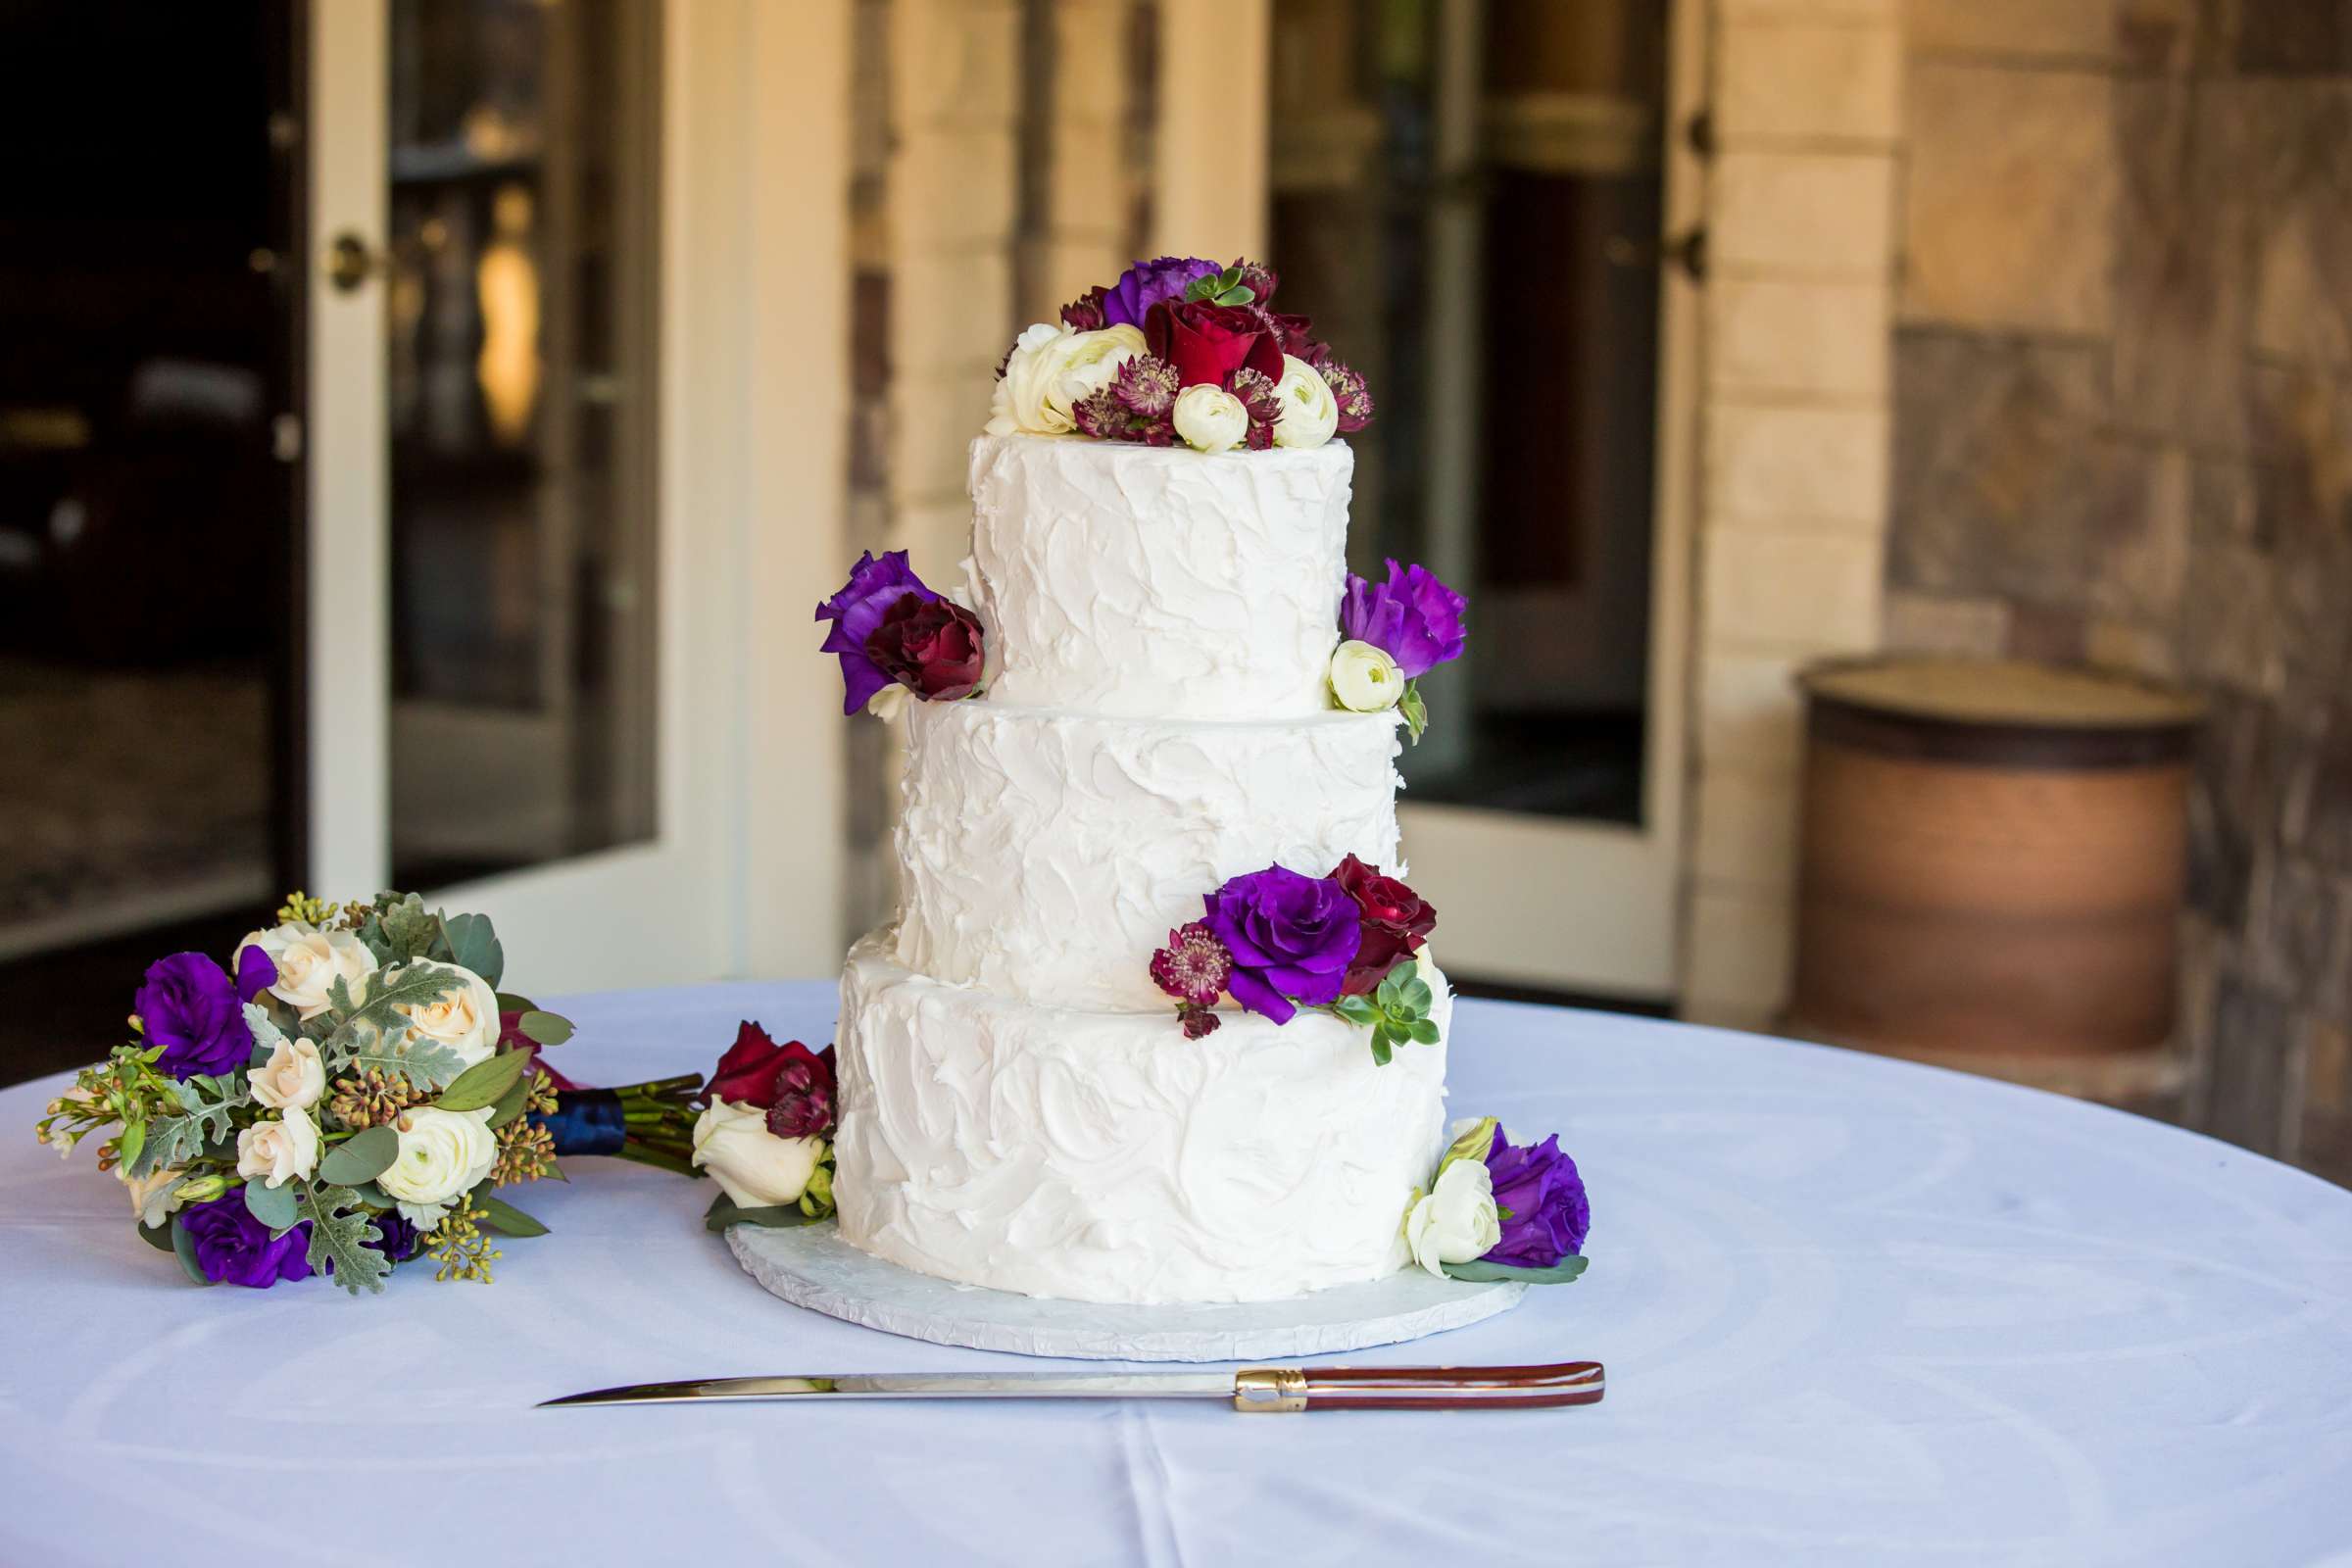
[726,1223,1526,1362]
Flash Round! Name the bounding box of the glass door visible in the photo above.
[306,0,741,994]
[1269,0,1702,999]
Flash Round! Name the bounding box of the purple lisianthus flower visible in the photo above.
[178,1195,314,1288]
[1100,256,1220,329]
[235,944,276,1005]
[815,550,938,714]
[1482,1127,1590,1269]
[366,1210,424,1263]
[134,953,253,1080]
[1201,865,1362,1024]
[1341,559,1468,679]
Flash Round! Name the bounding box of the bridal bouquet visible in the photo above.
[34,891,701,1295]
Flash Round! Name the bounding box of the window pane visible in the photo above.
[386,0,660,886]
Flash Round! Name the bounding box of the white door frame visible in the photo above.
[304,0,849,994]
[1189,0,1705,999]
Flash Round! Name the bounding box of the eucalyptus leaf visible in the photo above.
[243,1178,298,1233]
[704,1194,825,1232]
[474,1193,549,1238]
[516,1010,572,1047]
[436,910,504,990]
[486,1074,533,1130]
[1440,1254,1591,1286]
[435,1049,530,1112]
[347,1181,392,1208]
[318,1124,399,1186]
[169,1217,215,1287]
[137,1219,175,1253]
[494,992,537,1015]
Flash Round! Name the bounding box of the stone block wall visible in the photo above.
[1680,0,1903,1030]
[1881,0,2352,1180]
[843,0,1154,936]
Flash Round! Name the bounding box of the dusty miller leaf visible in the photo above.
[129,1073,249,1178]
[361,893,439,966]
[244,1002,286,1069]
[298,1182,390,1296]
[318,965,467,1089]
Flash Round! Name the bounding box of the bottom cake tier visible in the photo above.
[831,933,1452,1304]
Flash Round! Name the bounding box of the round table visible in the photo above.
[5,983,2350,1567]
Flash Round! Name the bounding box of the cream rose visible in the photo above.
[1330,638,1404,712]
[1402,1156,1500,1277]
[384,961,502,1070]
[238,923,379,1020]
[985,322,1147,436]
[375,1105,498,1227]
[1172,383,1249,454]
[250,1035,326,1112]
[1271,354,1339,449]
[692,1101,824,1209]
[234,1110,319,1190]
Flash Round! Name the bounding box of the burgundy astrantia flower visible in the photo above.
[1058,291,1107,332]
[816,551,938,714]
[1113,355,1181,419]
[1201,865,1362,1024]
[1341,559,1467,679]
[1482,1126,1590,1269]
[1320,362,1374,431]
[1230,368,1284,451]
[1330,855,1437,996]
[1232,260,1279,302]
[1178,1004,1221,1040]
[865,594,986,701]
[1151,922,1232,1007]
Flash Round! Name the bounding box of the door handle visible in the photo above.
[324,231,384,293]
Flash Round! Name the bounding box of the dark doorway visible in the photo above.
[0,1,304,1084]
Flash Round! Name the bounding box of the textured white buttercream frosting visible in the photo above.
[963,433,1352,718]
[895,698,1404,1008]
[832,935,1452,1304]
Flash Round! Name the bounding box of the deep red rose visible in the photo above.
[765,1044,837,1139]
[1144,298,1285,389]
[864,593,985,701]
[706,1020,822,1109]
[1331,854,1438,996]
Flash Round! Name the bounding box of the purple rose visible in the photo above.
[1341,560,1467,679]
[1099,256,1220,329]
[1201,865,1362,1024]
[134,953,252,1080]
[815,551,939,714]
[177,1195,314,1288]
[1482,1128,1589,1269]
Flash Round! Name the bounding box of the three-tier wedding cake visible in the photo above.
[813,259,1478,1305]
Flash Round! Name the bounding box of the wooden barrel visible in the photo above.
[1786,657,2203,1068]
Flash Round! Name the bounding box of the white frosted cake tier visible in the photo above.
[894,697,1403,1009]
[963,433,1351,719]
[831,936,1453,1304]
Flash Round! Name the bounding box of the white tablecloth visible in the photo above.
[6,982,2351,1567]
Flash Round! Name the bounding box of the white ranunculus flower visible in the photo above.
[235,1109,319,1190]
[384,960,502,1070]
[238,923,379,1020]
[1271,354,1339,449]
[692,1101,824,1208]
[1402,1157,1500,1278]
[250,1035,326,1112]
[1330,638,1404,712]
[376,1105,499,1229]
[1172,384,1249,454]
[120,1165,190,1229]
[865,683,908,722]
[985,321,1147,436]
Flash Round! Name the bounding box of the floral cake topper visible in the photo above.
[989,256,1372,454]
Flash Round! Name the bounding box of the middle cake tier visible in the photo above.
[895,698,1403,1009]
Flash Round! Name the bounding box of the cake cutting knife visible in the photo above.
[542,1360,1603,1413]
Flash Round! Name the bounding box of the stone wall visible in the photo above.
[1882,0,2352,1179]
[1679,0,1903,1030]
[842,0,1154,936]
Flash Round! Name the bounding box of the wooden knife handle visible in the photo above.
[1233,1361,1604,1412]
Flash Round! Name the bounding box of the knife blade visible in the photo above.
[542,1360,1603,1413]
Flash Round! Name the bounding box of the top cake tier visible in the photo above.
[963,433,1351,719]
